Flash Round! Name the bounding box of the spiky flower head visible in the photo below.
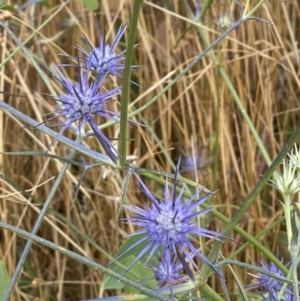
[287,144,300,171]
[76,19,133,78]
[112,160,227,291]
[248,260,293,301]
[269,159,300,196]
[47,65,120,162]
[154,254,186,288]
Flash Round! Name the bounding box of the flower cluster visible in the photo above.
[46,19,134,162]
[47,17,230,294]
[113,160,228,292]
[43,10,294,300]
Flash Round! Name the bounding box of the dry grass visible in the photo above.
[0,0,299,300]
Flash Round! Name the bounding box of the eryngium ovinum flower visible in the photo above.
[76,19,134,78]
[247,260,293,301]
[154,254,186,288]
[113,160,228,291]
[47,65,120,162]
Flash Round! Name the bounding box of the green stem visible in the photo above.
[220,67,271,165]
[199,0,213,23]
[119,0,143,166]
[287,201,300,300]
[283,194,292,248]
[200,283,225,301]
[246,0,267,16]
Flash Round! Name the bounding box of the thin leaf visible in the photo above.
[0,260,10,300]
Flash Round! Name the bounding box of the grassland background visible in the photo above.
[0,0,300,300]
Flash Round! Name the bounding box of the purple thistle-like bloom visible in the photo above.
[248,260,293,301]
[47,65,120,162]
[76,19,133,78]
[113,160,227,291]
[154,254,186,288]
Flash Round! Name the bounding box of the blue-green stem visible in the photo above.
[217,259,293,286]
[3,144,77,301]
[119,0,143,166]
[0,101,115,166]
[0,221,173,301]
[290,251,300,301]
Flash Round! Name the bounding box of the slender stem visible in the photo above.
[3,147,77,301]
[290,251,300,301]
[200,283,225,301]
[220,67,271,165]
[0,101,114,165]
[246,0,267,16]
[213,47,222,190]
[119,0,143,166]
[283,194,292,248]
[288,201,300,300]
[199,0,213,23]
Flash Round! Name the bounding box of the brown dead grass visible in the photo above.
[0,0,299,299]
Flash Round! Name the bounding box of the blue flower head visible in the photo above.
[76,19,134,78]
[248,260,293,301]
[112,160,227,291]
[154,254,186,288]
[47,65,120,162]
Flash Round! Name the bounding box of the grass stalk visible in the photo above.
[119,0,143,166]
